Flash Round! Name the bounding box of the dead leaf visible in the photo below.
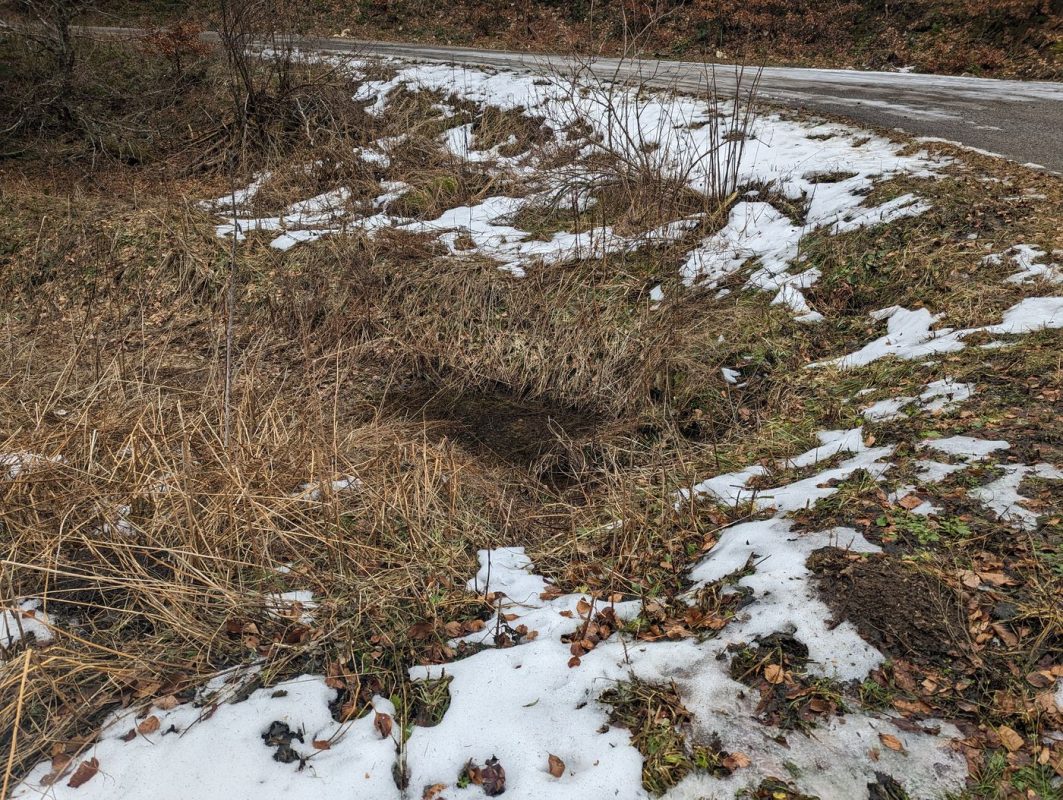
[807,697,831,714]
[991,623,1019,647]
[548,753,565,778]
[338,697,359,722]
[567,656,581,668]
[723,751,751,770]
[998,725,1024,752]
[893,698,933,715]
[1026,671,1054,688]
[154,695,179,711]
[879,733,905,753]
[374,712,393,739]
[1034,691,1059,714]
[898,494,924,510]
[959,570,981,588]
[444,621,463,637]
[67,758,99,788]
[137,715,160,735]
[481,756,506,796]
[312,739,332,750]
[976,571,1013,587]
[408,622,435,640]
[763,664,785,685]
[422,785,447,800]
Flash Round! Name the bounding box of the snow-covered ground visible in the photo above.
[15,401,1062,798]
[205,57,942,323]
[12,54,1063,800]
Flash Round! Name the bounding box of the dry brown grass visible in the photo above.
[0,313,545,780]
[5,30,1009,794]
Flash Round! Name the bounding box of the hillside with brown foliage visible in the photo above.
[332,0,1063,77]
[83,0,1063,78]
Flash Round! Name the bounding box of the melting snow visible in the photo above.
[818,299,1063,369]
[1,451,63,479]
[12,672,401,800]
[921,435,1009,461]
[861,378,973,421]
[970,462,1063,530]
[13,430,971,799]
[206,59,944,321]
[1,600,54,650]
[984,244,1062,285]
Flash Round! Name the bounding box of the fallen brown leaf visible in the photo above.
[374,712,394,739]
[1026,671,1054,688]
[879,733,905,753]
[723,751,751,770]
[312,739,332,750]
[67,758,99,788]
[137,715,160,735]
[763,664,785,685]
[481,756,506,796]
[548,753,565,778]
[998,725,1024,752]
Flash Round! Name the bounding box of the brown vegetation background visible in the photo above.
[77,0,1063,78]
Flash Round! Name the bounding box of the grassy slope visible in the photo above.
[1,34,1062,799]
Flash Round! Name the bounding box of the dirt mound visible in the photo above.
[807,547,968,669]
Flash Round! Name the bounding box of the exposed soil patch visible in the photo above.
[727,632,846,730]
[807,548,968,669]
[379,381,607,480]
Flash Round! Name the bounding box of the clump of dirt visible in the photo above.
[728,631,810,686]
[728,632,846,730]
[600,678,744,795]
[807,548,968,668]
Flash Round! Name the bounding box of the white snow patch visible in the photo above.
[781,427,866,469]
[914,460,968,484]
[13,673,401,800]
[2,452,63,479]
[970,462,1063,530]
[983,244,1063,285]
[921,436,1009,461]
[2,600,54,649]
[207,59,942,321]
[265,590,317,625]
[406,545,964,800]
[817,298,1063,369]
[293,474,362,501]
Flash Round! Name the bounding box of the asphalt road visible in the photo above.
[74,26,1063,172]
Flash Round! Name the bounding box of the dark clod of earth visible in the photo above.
[262,721,305,763]
[807,547,966,668]
[868,771,913,800]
